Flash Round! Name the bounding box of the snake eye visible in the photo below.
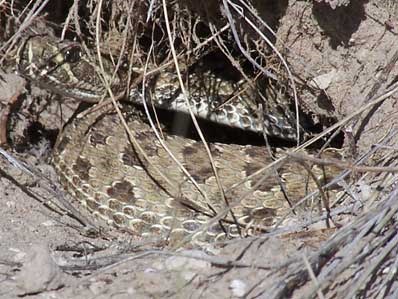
[64,46,81,63]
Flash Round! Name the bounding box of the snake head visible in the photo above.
[16,35,122,102]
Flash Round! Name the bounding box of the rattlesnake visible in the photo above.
[17,35,341,245]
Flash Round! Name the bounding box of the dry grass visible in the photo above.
[1,0,398,298]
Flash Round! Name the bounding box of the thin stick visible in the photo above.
[161,0,241,234]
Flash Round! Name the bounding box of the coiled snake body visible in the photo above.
[17,35,340,245]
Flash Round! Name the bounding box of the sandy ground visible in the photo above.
[1,1,398,298]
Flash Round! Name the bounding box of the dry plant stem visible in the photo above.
[209,23,256,91]
[302,81,398,149]
[146,0,157,22]
[325,233,395,297]
[18,0,37,21]
[76,249,274,282]
[270,231,359,297]
[262,187,389,297]
[290,128,396,226]
[140,45,207,201]
[105,5,135,85]
[259,105,295,210]
[319,126,344,153]
[144,24,230,77]
[210,31,273,116]
[220,0,278,82]
[0,147,33,176]
[72,0,83,41]
[302,188,398,298]
[78,23,230,115]
[319,225,378,284]
[60,0,77,40]
[0,0,49,60]
[376,254,398,298]
[302,253,326,299]
[222,0,300,143]
[365,50,398,103]
[93,0,129,89]
[254,201,359,240]
[296,160,333,227]
[273,163,352,230]
[160,0,242,238]
[0,149,98,231]
[345,231,398,298]
[92,0,176,191]
[354,48,398,141]
[288,152,398,173]
[235,80,398,194]
[148,89,165,140]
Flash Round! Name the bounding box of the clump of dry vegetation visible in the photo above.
[1,0,398,298]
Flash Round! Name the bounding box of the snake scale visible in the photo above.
[17,35,341,245]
